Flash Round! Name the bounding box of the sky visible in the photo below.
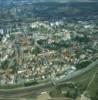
[58,0,97,1]
[26,0,98,2]
[22,0,98,2]
[0,0,98,3]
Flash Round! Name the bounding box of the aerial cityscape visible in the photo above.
[0,0,98,100]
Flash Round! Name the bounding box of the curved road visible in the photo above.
[0,60,98,98]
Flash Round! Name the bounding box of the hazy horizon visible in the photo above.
[0,0,98,3]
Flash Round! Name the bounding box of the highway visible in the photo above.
[0,60,98,98]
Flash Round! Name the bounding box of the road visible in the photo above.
[0,60,98,98]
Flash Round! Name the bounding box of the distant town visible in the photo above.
[0,1,98,100]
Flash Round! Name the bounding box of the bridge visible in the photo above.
[0,60,98,99]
